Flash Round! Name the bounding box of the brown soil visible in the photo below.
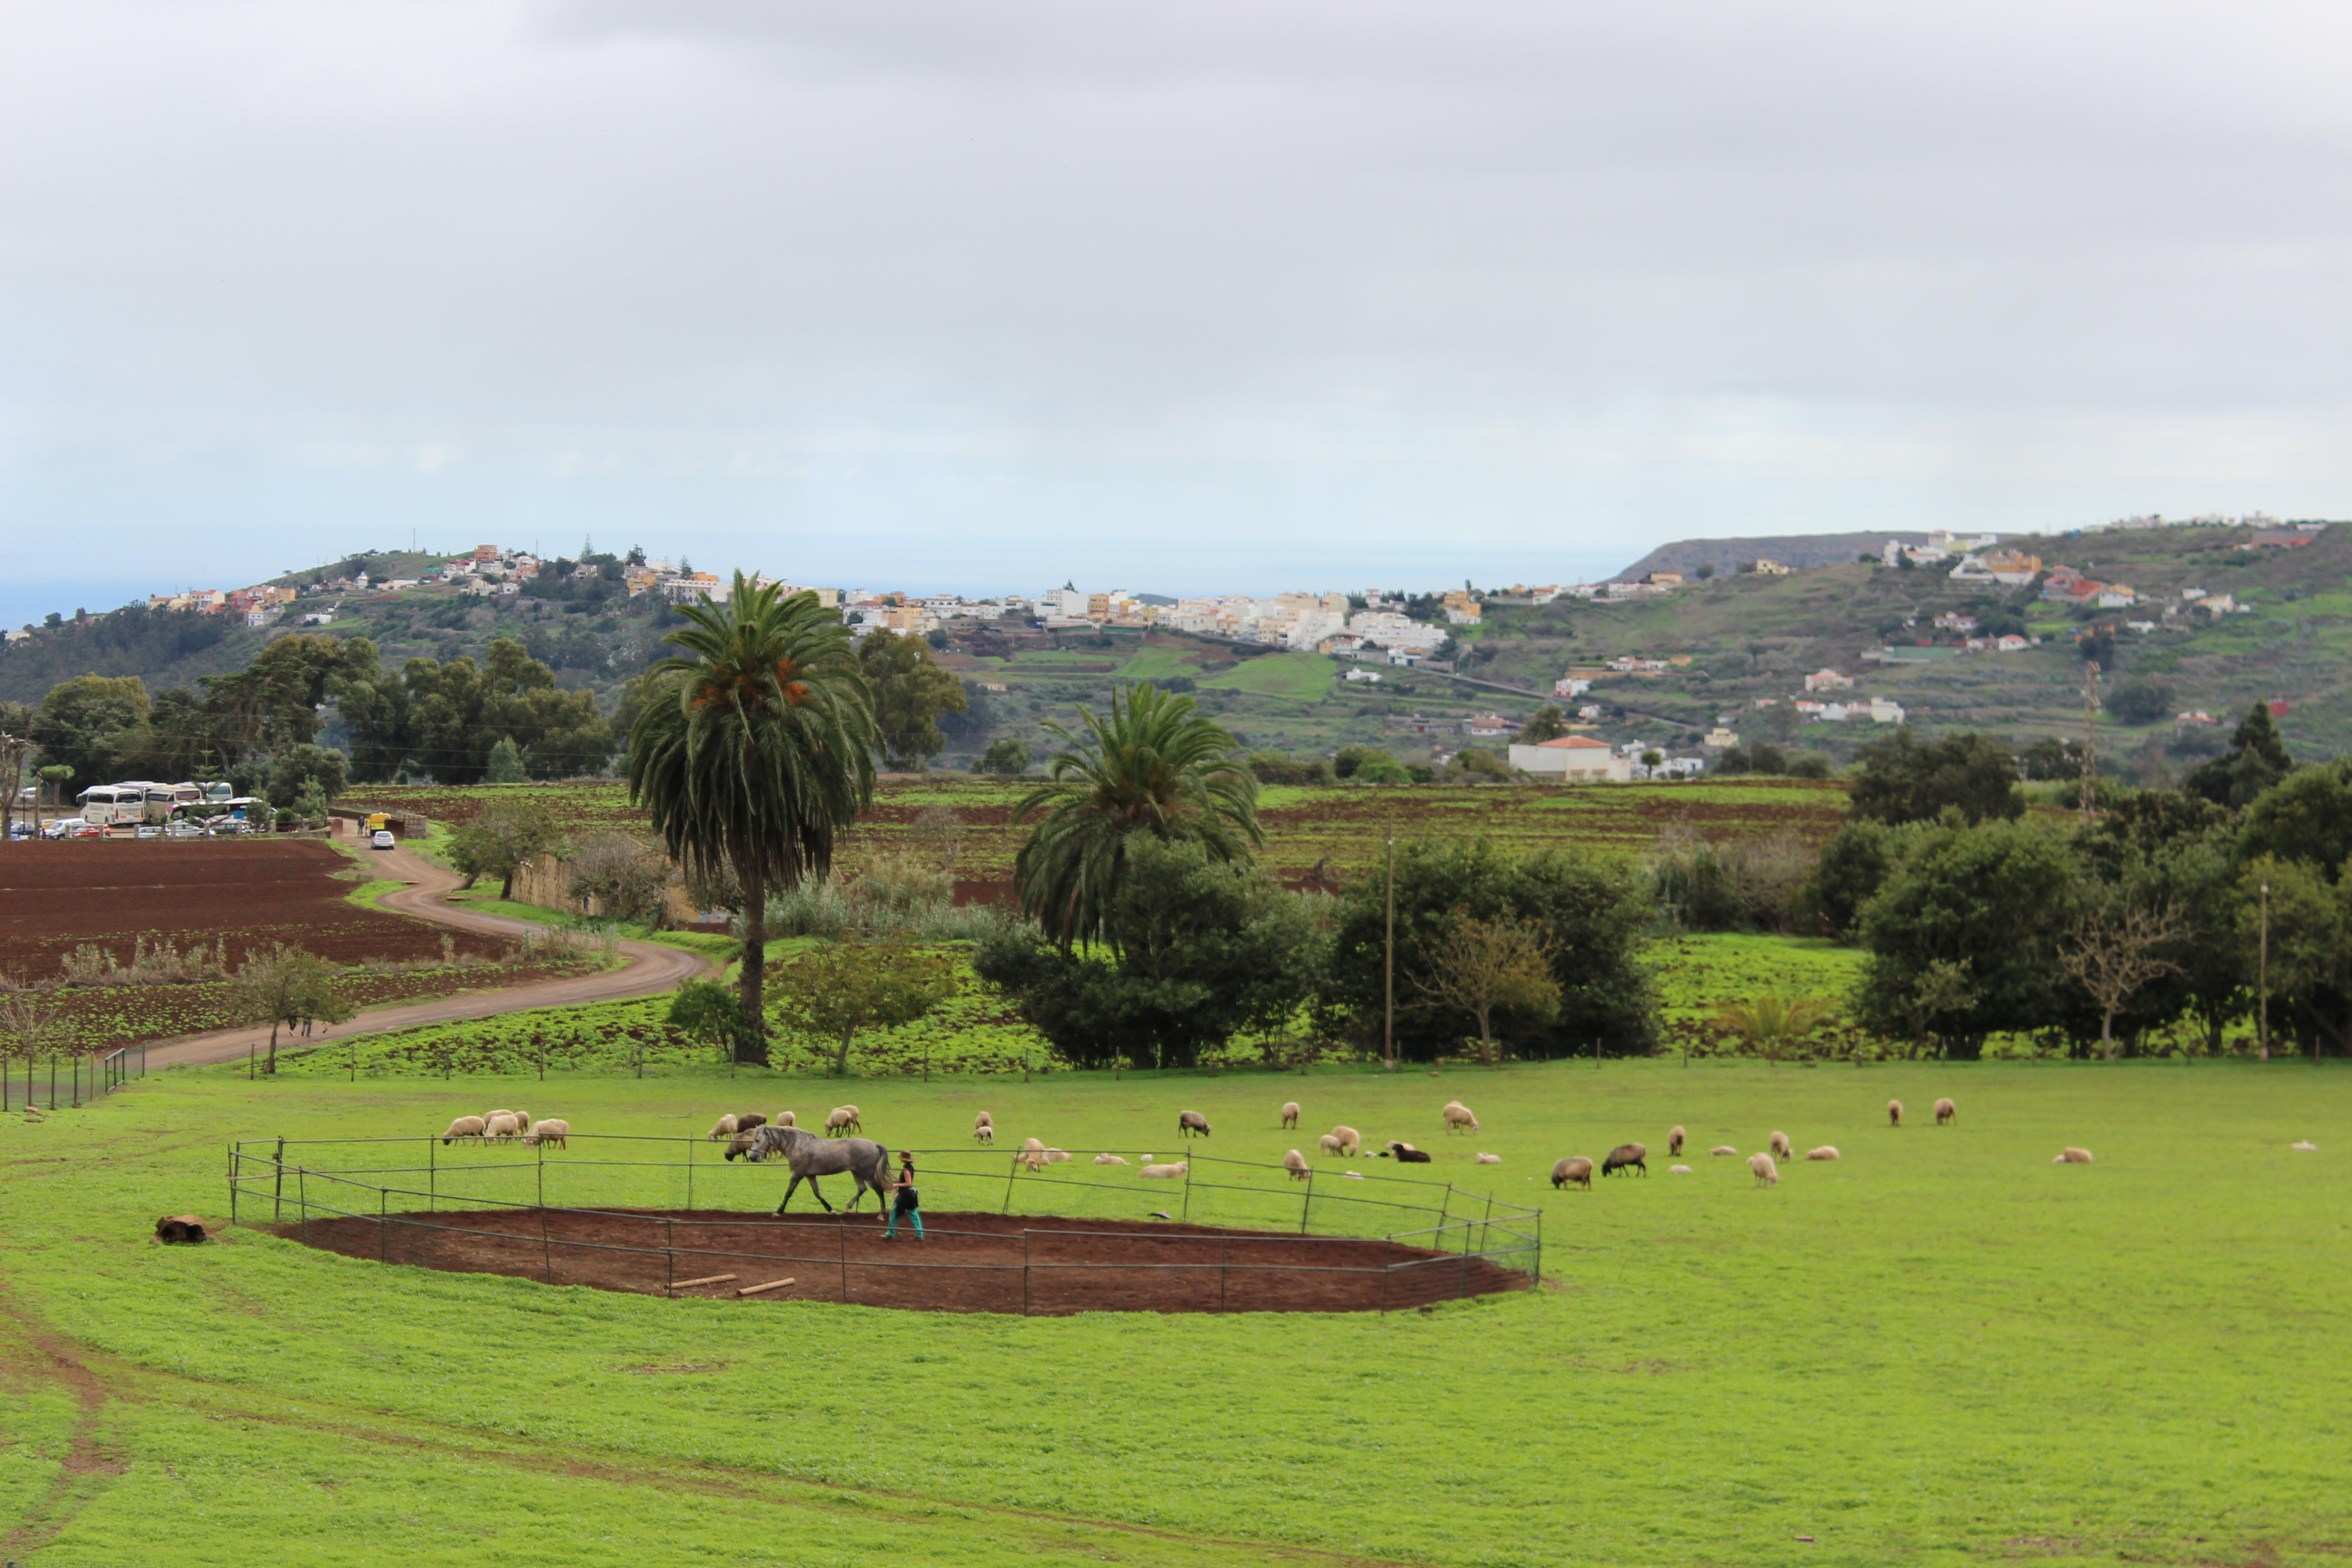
[0,840,509,972]
[275,1207,1528,1315]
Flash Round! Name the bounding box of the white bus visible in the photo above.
[76,781,206,828]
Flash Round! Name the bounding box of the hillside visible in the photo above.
[1615,530,1929,580]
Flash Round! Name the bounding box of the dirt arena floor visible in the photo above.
[274,1207,1532,1314]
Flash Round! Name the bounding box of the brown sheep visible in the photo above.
[1551,1156,1594,1190]
[1934,1097,1957,1126]
[1749,1152,1779,1186]
[1668,1125,1685,1156]
[1280,1101,1300,1130]
[735,1112,768,1136]
[1601,1142,1647,1177]
[1769,1130,1793,1161]
[2054,1147,2094,1164]
[1886,1099,1904,1128]
[1176,1110,1211,1138]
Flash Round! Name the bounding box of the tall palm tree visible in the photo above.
[1013,683,1261,949]
[627,574,877,1062]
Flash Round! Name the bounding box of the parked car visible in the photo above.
[370,828,396,850]
[43,818,85,840]
[163,820,207,839]
[69,823,104,839]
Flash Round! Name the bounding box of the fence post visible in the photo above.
[1002,1155,1018,1214]
[1180,1159,1192,1222]
[686,1135,695,1214]
[428,1137,436,1207]
[273,1137,285,1221]
[537,1137,545,1210]
[1300,1176,1312,1235]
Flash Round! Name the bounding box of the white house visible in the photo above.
[1508,735,1633,781]
[1804,668,1855,693]
[1868,698,1906,724]
[1343,667,1383,684]
[1553,676,1592,698]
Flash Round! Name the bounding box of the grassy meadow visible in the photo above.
[5,1057,2348,1565]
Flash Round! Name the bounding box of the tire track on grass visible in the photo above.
[0,1287,122,1561]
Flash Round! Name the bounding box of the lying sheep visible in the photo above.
[1551,1156,1594,1190]
[523,1118,570,1149]
[1282,1148,1310,1180]
[441,1115,486,1146]
[1934,1097,1957,1126]
[1441,1100,1479,1134]
[1769,1130,1793,1161]
[2054,1147,2094,1164]
[1318,1132,1343,1157]
[1280,1101,1300,1130]
[1139,1161,1188,1179]
[1749,1152,1779,1186]
[1668,1125,1686,1156]
[483,1112,524,1142]
[1342,1170,1365,1181]
[1093,1152,1129,1166]
[1710,1145,1739,1156]
[1602,1142,1647,1177]
[1044,1147,1073,1164]
[1475,1152,1501,1165]
[1176,1110,1211,1138]
[1668,1164,1692,1174]
[1384,1141,1432,1164]
[1805,1145,1840,1161]
[1329,1125,1362,1156]
[1886,1099,1904,1128]
[708,1113,739,1141]
[2292,1140,2318,1152]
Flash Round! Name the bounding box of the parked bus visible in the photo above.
[77,781,206,828]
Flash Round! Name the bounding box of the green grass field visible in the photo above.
[5,1058,2347,1565]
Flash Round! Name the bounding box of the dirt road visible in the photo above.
[142,846,715,1069]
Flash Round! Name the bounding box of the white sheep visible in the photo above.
[1805,1145,1840,1161]
[974,1123,995,1146]
[1341,1170,1365,1180]
[1668,1164,1692,1174]
[1093,1152,1129,1166]
[1329,1124,1362,1156]
[1749,1152,1779,1186]
[1280,1101,1300,1129]
[1668,1125,1686,1156]
[483,1112,524,1142]
[1318,1132,1343,1157]
[1018,1137,1049,1172]
[1934,1098,1956,1126]
[1044,1147,1072,1164]
[708,1113,739,1141]
[1441,1100,1479,1134]
[1769,1130,1793,1161]
[1710,1145,1739,1156]
[482,1108,514,1135]
[826,1106,858,1134]
[1139,1161,1188,1179]
[2054,1147,2094,1164]
[1475,1152,1501,1165]
[507,1109,529,1138]
[774,1110,797,1128]
[2292,1140,2318,1152]
[441,1115,486,1146]
[1887,1098,1904,1128]
[524,1118,570,1149]
[1282,1148,1310,1180]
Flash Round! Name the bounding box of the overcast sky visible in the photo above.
[4,0,2350,625]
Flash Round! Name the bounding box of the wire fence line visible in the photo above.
[226,1134,1541,1315]
[2,1043,147,1113]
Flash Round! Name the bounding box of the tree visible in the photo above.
[770,940,957,1076]
[1519,707,1569,744]
[1714,993,1835,1065]
[2185,702,2294,809]
[1447,748,1509,781]
[229,944,353,1073]
[1801,818,1904,941]
[31,674,149,794]
[912,805,965,877]
[445,799,565,897]
[567,834,671,923]
[2105,679,2175,726]
[667,978,754,1067]
[857,628,967,768]
[2237,759,2352,877]
[1012,684,1259,950]
[263,744,349,810]
[1847,730,2023,825]
[627,574,878,1065]
[1411,911,1560,1063]
[974,737,1031,775]
[2058,902,2186,1059]
[366,639,614,783]
[484,736,528,783]
[1693,563,1717,581]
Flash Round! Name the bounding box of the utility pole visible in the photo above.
[1384,829,1397,1072]
[2258,879,2270,1062]
[2079,660,2101,819]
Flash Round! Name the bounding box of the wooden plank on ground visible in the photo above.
[736,1277,797,1297]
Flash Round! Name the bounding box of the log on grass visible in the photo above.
[668,1273,739,1291]
[735,1277,798,1297]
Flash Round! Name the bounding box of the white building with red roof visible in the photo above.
[1507,734,1634,781]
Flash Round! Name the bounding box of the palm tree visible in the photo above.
[1013,683,1261,949]
[627,574,877,1062]
[1713,993,1836,1066]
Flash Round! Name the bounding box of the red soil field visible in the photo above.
[0,841,510,975]
[278,1207,1530,1315]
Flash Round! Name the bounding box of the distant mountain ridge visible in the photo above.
[1616,531,1935,581]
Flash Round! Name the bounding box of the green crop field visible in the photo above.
[1197,651,1335,701]
[5,1058,2346,1565]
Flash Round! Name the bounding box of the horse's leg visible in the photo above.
[809,1176,833,1214]
[778,1172,802,1215]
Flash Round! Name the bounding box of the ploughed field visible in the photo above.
[5,1061,2347,1567]
[278,1206,1522,1315]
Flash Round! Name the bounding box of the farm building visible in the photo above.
[1507,735,1633,781]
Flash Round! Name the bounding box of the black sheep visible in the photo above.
[1383,1140,1433,1164]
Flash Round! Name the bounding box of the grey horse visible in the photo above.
[742,1124,891,1215]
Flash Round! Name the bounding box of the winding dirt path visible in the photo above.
[140,846,715,1070]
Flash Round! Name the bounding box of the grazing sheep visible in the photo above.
[1044,1147,1073,1164]
[1282,1148,1310,1180]
[483,1112,524,1142]
[1550,1156,1594,1190]
[1668,1125,1686,1156]
[441,1115,486,1146]
[507,1110,529,1137]
[1318,1132,1343,1157]
[1769,1130,1794,1161]
[1805,1145,1840,1161]
[1093,1152,1129,1165]
[775,1110,796,1128]
[1934,1098,1956,1126]
[1280,1101,1300,1130]
[1018,1137,1049,1172]
[1176,1110,1211,1138]
[482,1109,515,1138]
[1710,1145,1739,1156]
[1749,1152,1779,1186]
[1669,1164,1692,1175]
[1330,1125,1362,1156]
[825,1107,858,1135]
[1139,1161,1188,1179]
[523,1118,570,1149]
[1384,1141,1433,1164]
[974,1122,994,1146]
[1886,1099,1904,1128]
[2054,1147,2094,1164]
[1601,1142,1648,1178]
[708,1113,739,1141]
[1475,1152,1501,1165]
[723,1132,758,1161]
[1441,1100,1479,1134]
[735,1113,768,1136]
